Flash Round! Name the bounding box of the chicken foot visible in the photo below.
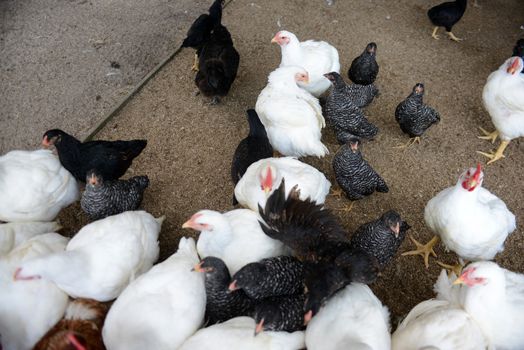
[477,140,509,165]
[393,137,421,149]
[191,53,199,72]
[336,201,355,213]
[329,187,344,197]
[446,31,463,42]
[477,127,498,144]
[437,260,465,277]
[402,235,439,268]
[431,27,440,40]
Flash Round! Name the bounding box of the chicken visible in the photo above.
[478,57,524,164]
[14,211,164,301]
[178,317,305,350]
[439,261,524,349]
[306,283,391,350]
[403,164,516,268]
[254,294,306,334]
[33,298,108,350]
[271,30,340,97]
[325,71,379,109]
[193,256,255,325]
[81,169,149,221]
[233,157,330,212]
[427,0,467,41]
[324,73,379,144]
[42,129,147,182]
[181,0,223,71]
[255,66,328,157]
[182,209,288,275]
[350,210,409,270]
[102,237,205,350]
[332,139,388,209]
[230,109,273,189]
[229,255,304,300]
[0,149,79,222]
[0,233,69,350]
[0,221,61,256]
[395,83,440,148]
[347,42,379,85]
[195,23,240,104]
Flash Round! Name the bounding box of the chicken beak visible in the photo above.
[304,310,313,325]
[302,75,309,84]
[41,136,51,148]
[452,276,465,285]
[507,58,520,74]
[254,319,264,336]
[192,262,204,273]
[271,36,278,44]
[391,222,400,237]
[228,280,239,291]
[181,219,193,229]
[263,186,271,195]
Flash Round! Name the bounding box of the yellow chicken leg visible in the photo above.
[477,140,510,165]
[402,235,439,268]
[478,127,499,144]
[446,31,463,42]
[437,260,465,278]
[191,53,199,72]
[431,27,440,40]
[330,187,344,197]
[393,137,421,149]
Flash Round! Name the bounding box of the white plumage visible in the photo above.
[255,66,328,158]
[234,157,331,212]
[0,233,69,350]
[0,221,61,256]
[424,165,515,260]
[0,149,79,222]
[483,57,524,141]
[14,211,164,301]
[272,30,340,97]
[183,209,288,275]
[306,283,390,350]
[103,237,205,350]
[179,317,305,350]
[437,261,524,349]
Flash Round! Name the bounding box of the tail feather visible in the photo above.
[246,109,268,138]
[130,175,150,189]
[208,0,223,25]
[124,140,147,159]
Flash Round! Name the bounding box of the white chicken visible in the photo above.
[0,233,69,350]
[103,237,206,350]
[255,66,328,158]
[305,283,391,350]
[438,261,524,349]
[13,211,164,301]
[178,317,305,350]
[403,164,515,267]
[0,149,79,222]
[0,221,61,256]
[182,208,288,275]
[271,30,340,97]
[478,56,524,164]
[234,157,331,212]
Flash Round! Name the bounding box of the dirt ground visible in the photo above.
[56,0,524,327]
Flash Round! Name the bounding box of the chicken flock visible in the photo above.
[1,0,524,349]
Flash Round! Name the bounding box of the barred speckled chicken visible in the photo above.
[325,71,379,109]
[333,139,388,201]
[81,169,149,220]
[324,73,378,144]
[253,293,306,333]
[350,210,409,269]
[395,83,440,141]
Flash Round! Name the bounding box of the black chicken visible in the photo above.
[229,255,304,300]
[332,139,388,207]
[81,170,149,221]
[347,42,379,85]
[349,210,409,269]
[193,257,255,325]
[427,0,467,42]
[324,72,379,144]
[42,129,147,182]
[231,109,273,188]
[253,294,306,334]
[395,83,440,147]
[181,0,224,71]
[195,23,240,104]
[513,38,524,73]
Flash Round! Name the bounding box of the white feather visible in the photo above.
[102,237,205,350]
[0,221,61,256]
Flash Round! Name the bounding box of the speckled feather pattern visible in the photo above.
[233,255,304,300]
[254,294,306,333]
[81,176,149,220]
[332,145,388,201]
[395,92,440,138]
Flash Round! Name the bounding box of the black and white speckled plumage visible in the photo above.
[197,257,255,325]
[326,72,379,109]
[254,294,306,333]
[347,42,379,85]
[395,83,440,138]
[231,109,273,185]
[332,140,388,201]
[80,170,149,221]
[350,210,410,269]
[231,255,304,300]
[324,72,379,144]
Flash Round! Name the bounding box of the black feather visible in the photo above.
[347,42,379,85]
[253,294,306,333]
[181,0,223,50]
[427,0,467,33]
[395,83,440,138]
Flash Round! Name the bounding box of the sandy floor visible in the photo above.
[56,0,524,326]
